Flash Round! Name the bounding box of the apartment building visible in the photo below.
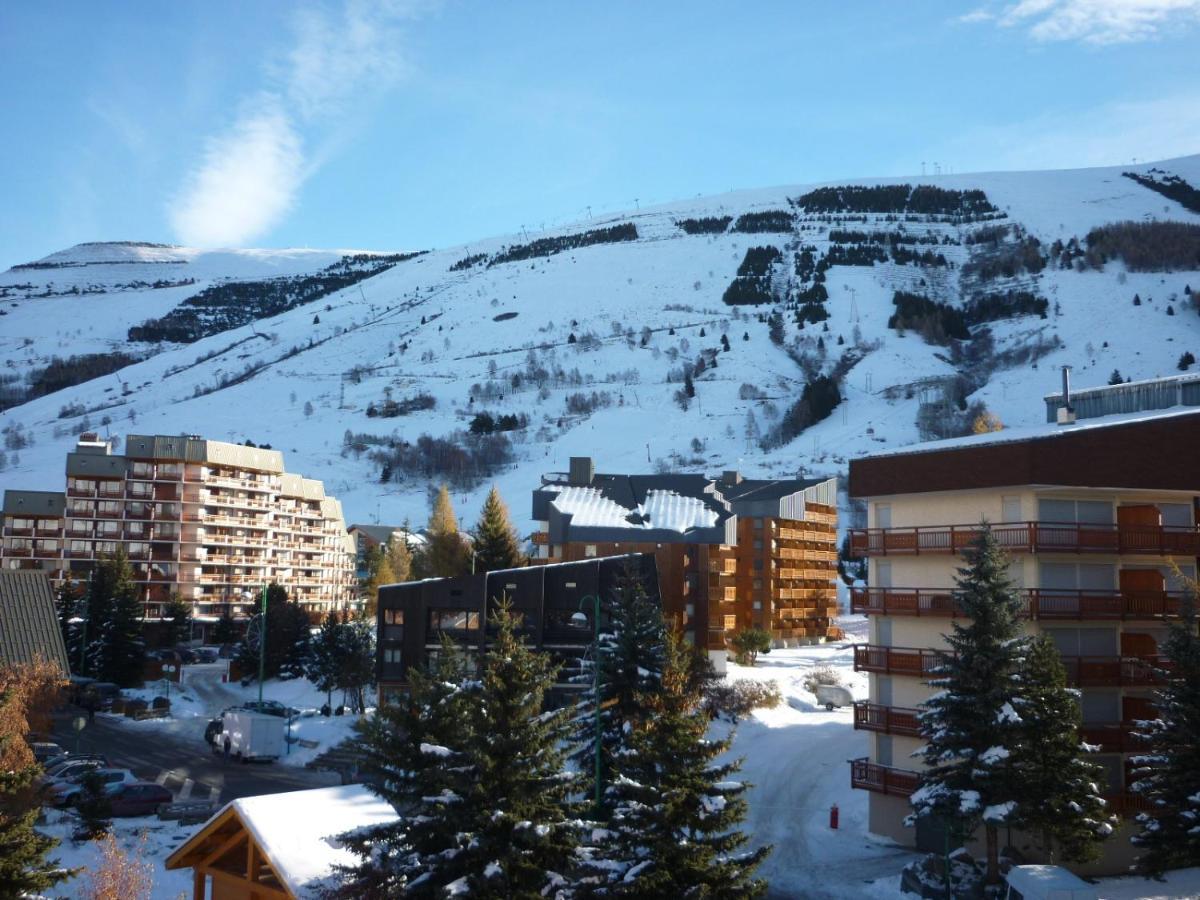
[0,433,355,622]
[376,553,660,705]
[846,387,1200,873]
[530,457,838,665]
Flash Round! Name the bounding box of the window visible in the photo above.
[544,608,589,631]
[382,648,402,665]
[753,601,762,610]
[753,518,763,529]
[723,615,736,630]
[584,545,597,558]
[1038,498,1113,525]
[383,609,404,625]
[753,558,763,571]
[752,578,763,589]
[874,503,892,529]
[428,609,481,631]
[753,539,763,550]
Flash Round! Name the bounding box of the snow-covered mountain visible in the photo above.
[2,156,1199,531]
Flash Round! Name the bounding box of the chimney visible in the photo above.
[568,456,595,486]
[721,470,742,485]
[1056,366,1076,425]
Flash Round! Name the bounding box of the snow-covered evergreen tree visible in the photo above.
[908,525,1027,884]
[333,638,476,898]
[86,549,145,687]
[1131,579,1200,875]
[599,630,768,897]
[571,560,666,811]
[1011,635,1114,862]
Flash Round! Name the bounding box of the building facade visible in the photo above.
[530,457,838,663]
[1,433,355,621]
[847,401,1200,873]
[376,553,660,704]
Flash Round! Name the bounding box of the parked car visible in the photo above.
[30,742,65,764]
[42,756,106,783]
[108,781,174,817]
[79,682,122,711]
[194,646,219,663]
[173,647,198,664]
[1004,864,1097,900]
[46,768,138,807]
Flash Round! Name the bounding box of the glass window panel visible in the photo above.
[1076,500,1114,525]
[1160,504,1193,528]
[1079,690,1119,723]
[1038,499,1075,523]
[1079,564,1115,591]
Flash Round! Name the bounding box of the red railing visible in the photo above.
[850,758,921,797]
[851,587,1187,620]
[855,644,1169,687]
[849,521,1200,558]
[3,526,33,537]
[853,702,921,736]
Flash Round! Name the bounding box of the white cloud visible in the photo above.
[964,0,1200,44]
[169,0,425,247]
[169,99,304,248]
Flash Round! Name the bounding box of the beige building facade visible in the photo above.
[847,405,1200,874]
[1,433,355,621]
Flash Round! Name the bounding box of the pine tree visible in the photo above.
[212,609,239,645]
[87,550,145,687]
[55,581,85,674]
[456,603,581,898]
[1109,369,1124,385]
[306,612,342,710]
[425,485,469,578]
[1131,579,1200,875]
[684,371,696,398]
[0,689,72,897]
[472,485,523,573]
[908,525,1027,884]
[601,631,768,897]
[74,769,113,840]
[161,593,193,648]
[1011,635,1115,862]
[336,616,376,713]
[571,561,667,811]
[334,639,477,898]
[238,583,310,680]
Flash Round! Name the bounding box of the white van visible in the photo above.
[1005,865,1097,900]
[213,710,285,762]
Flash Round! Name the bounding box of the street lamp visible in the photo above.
[241,584,269,706]
[571,594,602,812]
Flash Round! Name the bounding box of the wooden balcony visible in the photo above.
[851,587,1188,621]
[3,526,33,537]
[849,758,920,797]
[856,644,1168,687]
[853,702,921,736]
[854,645,944,678]
[849,521,1200,558]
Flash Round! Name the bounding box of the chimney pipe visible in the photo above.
[1056,366,1076,425]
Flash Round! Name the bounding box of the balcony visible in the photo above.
[849,758,920,797]
[3,526,33,537]
[849,521,1200,558]
[854,645,944,678]
[851,587,1187,621]
[853,702,922,736]
[855,644,1168,687]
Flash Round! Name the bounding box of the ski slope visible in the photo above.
[2,155,1199,532]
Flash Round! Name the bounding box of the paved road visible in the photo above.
[51,700,338,808]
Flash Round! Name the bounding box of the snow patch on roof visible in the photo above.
[551,486,719,534]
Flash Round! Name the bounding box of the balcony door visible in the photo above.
[1045,626,1117,657]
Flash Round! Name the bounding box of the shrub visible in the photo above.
[728,628,773,666]
[1178,351,1196,371]
[704,680,783,723]
[365,392,436,418]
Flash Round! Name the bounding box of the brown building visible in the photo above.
[847,376,1200,875]
[530,457,838,667]
[1,433,355,624]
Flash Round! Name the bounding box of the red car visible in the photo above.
[107,782,174,817]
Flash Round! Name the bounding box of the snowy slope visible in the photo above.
[2,156,1199,532]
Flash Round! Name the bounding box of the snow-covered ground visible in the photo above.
[2,156,1198,534]
[116,664,365,767]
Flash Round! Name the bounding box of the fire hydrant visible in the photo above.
[830,804,839,830]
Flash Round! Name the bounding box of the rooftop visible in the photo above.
[0,571,71,673]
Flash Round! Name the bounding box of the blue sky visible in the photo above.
[1,0,1198,269]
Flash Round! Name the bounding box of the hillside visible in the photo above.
[2,156,1199,531]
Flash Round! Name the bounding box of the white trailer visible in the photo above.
[213,710,285,762]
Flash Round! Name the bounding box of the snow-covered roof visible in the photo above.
[551,485,719,533]
[168,784,397,898]
[859,406,1200,461]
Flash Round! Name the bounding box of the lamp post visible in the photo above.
[571,594,602,812]
[257,583,267,707]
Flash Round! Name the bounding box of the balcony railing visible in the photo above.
[849,758,920,797]
[851,586,1187,620]
[849,521,1200,558]
[853,702,922,736]
[855,644,1169,687]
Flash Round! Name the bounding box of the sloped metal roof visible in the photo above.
[0,571,70,674]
